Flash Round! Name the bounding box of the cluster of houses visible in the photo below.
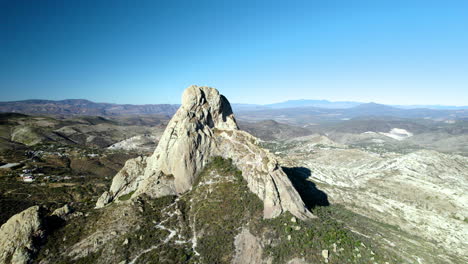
[0,163,64,183]
[1,146,102,184]
[19,169,73,183]
[0,163,35,182]
[20,169,37,182]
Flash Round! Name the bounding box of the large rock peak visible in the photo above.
[97,85,313,220]
[139,85,238,194]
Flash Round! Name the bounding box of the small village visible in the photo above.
[0,145,105,184]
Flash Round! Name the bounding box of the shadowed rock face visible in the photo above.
[97,85,313,220]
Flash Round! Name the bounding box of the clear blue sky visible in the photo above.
[1,0,467,105]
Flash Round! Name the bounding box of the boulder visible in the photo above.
[0,206,45,264]
[52,204,73,219]
[233,228,264,264]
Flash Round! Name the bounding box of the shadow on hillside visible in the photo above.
[282,166,330,210]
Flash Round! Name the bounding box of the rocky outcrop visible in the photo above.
[215,130,312,219]
[97,85,313,220]
[136,85,238,196]
[0,206,45,264]
[233,228,264,264]
[96,156,148,208]
[51,204,73,220]
[107,134,159,152]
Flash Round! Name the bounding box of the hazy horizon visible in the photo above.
[2,95,468,108]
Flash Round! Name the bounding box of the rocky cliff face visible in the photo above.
[97,85,313,219]
[0,206,45,264]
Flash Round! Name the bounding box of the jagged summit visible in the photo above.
[180,85,238,130]
[97,85,313,220]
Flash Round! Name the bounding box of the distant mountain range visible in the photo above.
[236,102,468,124]
[0,99,467,121]
[234,99,468,111]
[0,99,179,116]
[266,99,362,109]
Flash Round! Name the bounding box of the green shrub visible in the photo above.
[118,191,135,201]
[181,156,263,264]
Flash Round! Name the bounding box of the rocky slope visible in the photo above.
[0,206,45,264]
[0,86,406,264]
[0,113,168,150]
[271,134,468,263]
[32,156,399,264]
[97,85,312,220]
[238,120,313,141]
[107,134,160,152]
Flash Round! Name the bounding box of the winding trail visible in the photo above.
[128,196,197,264]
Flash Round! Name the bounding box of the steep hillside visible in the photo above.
[0,113,167,150]
[33,157,399,264]
[0,86,404,264]
[238,120,313,141]
[268,135,468,263]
